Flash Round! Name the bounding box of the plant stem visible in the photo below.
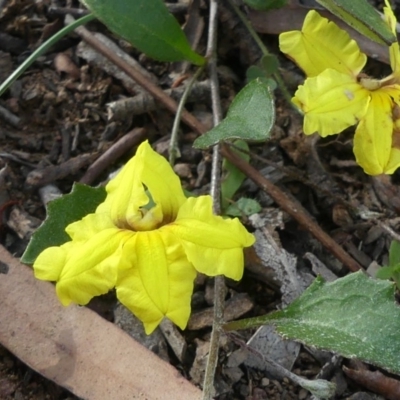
[201,1,225,399]
[169,66,205,165]
[0,14,95,97]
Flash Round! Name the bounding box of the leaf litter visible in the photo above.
[1,0,400,399]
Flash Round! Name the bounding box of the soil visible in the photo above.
[1,0,400,399]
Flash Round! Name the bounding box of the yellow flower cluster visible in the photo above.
[34,141,254,334]
[279,0,400,175]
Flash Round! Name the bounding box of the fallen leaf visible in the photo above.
[0,245,201,400]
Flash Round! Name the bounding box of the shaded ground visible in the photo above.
[1,0,400,399]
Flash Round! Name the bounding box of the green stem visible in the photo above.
[226,0,294,108]
[169,65,205,165]
[0,14,95,97]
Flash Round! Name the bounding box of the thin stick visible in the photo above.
[0,104,21,127]
[220,143,362,272]
[202,1,224,399]
[79,128,146,185]
[69,16,207,136]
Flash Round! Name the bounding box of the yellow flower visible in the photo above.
[33,141,255,334]
[279,1,400,175]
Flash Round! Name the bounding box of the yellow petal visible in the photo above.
[384,0,397,33]
[33,241,75,282]
[380,84,400,105]
[383,2,400,75]
[385,148,400,174]
[294,68,370,136]
[116,231,196,334]
[66,212,116,241]
[56,228,132,306]
[96,145,148,229]
[96,141,186,230]
[389,43,400,77]
[383,148,400,175]
[138,140,187,224]
[279,10,366,77]
[168,196,255,281]
[353,91,393,175]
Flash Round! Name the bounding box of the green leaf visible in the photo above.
[225,197,262,217]
[224,272,400,375]
[376,241,400,289]
[80,0,205,65]
[221,141,250,210]
[246,67,277,90]
[243,0,287,11]
[21,183,106,264]
[260,54,279,76]
[316,0,396,46]
[376,265,397,280]
[389,240,400,267]
[194,79,275,149]
[246,65,266,81]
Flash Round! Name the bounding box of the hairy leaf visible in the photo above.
[21,183,106,264]
[225,197,262,217]
[194,79,275,149]
[225,272,400,375]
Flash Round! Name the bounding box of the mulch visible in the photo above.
[1,0,400,399]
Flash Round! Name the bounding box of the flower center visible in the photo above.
[130,207,162,231]
[359,72,400,91]
[359,77,382,91]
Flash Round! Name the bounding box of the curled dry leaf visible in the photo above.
[54,53,81,79]
[343,366,400,400]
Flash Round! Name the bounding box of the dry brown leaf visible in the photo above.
[344,366,400,400]
[0,245,201,400]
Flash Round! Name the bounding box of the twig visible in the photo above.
[0,105,21,127]
[47,7,90,18]
[26,154,96,188]
[202,1,224,399]
[0,153,37,168]
[220,144,362,272]
[378,221,400,243]
[76,31,155,95]
[79,127,146,185]
[107,80,210,121]
[69,13,362,273]
[226,141,358,212]
[69,17,206,135]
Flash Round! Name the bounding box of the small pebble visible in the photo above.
[298,388,308,399]
[173,163,192,178]
[261,377,270,387]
